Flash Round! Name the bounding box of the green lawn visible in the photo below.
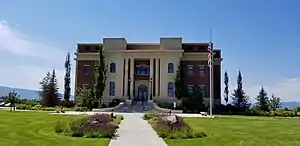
[0,111,110,146]
[165,116,300,146]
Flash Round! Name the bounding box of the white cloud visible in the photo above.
[246,78,300,102]
[0,20,66,63]
[0,20,75,94]
[223,78,300,103]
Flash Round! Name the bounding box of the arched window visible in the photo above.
[110,63,116,73]
[168,63,174,73]
[168,82,174,97]
[109,82,116,96]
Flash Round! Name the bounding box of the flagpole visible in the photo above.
[209,29,214,117]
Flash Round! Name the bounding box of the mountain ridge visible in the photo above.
[0,85,74,100]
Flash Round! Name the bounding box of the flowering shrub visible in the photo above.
[148,114,206,139]
[55,114,122,138]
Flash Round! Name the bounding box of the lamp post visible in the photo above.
[128,77,131,100]
[150,77,153,100]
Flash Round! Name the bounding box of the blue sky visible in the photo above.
[0,0,299,102]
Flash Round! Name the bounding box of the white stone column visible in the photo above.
[149,58,154,100]
[155,58,159,97]
[130,58,134,98]
[124,58,129,98]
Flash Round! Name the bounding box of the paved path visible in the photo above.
[108,113,167,146]
[53,111,214,118]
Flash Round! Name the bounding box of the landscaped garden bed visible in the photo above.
[144,112,206,139]
[55,113,123,138]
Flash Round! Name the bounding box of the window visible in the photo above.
[199,65,205,76]
[198,85,206,97]
[110,63,116,73]
[187,85,194,95]
[136,64,150,75]
[187,65,194,75]
[109,82,116,96]
[168,82,174,97]
[168,63,174,73]
[83,65,90,75]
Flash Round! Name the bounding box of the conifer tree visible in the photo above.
[255,86,269,111]
[224,71,229,104]
[64,52,71,101]
[231,70,250,111]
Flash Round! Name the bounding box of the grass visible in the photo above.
[0,111,112,146]
[165,116,300,146]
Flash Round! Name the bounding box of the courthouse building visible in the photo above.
[74,38,222,106]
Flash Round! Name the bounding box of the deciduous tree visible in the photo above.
[1,90,20,111]
[76,87,95,111]
[269,94,281,111]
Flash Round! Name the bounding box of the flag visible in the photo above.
[207,42,213,67]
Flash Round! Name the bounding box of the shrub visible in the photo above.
[153,115,206,139]
[156,102,182,110]
[15,104,33,110]
[60,100,76,108]
[73,106,88,112]
[143,111,158,120]
[55,114,121,138]
[31,105,42,110]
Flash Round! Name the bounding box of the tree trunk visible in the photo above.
[98,98,101,108]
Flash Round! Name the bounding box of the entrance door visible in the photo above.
[138,85,148,101]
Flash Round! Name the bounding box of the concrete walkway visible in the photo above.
[109,113,167,146]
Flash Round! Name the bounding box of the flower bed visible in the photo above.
[54,114,123,138]
[144,112,206,139]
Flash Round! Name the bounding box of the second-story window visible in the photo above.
[168,63,174,73]
[199,65,205,76]
[136,64,150,75]
[110,63,116,73]
[83,65,90,75]
[187,65,194,75]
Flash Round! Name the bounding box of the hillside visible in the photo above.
[0,86,74,100]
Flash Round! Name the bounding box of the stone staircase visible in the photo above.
[114,100,154,113]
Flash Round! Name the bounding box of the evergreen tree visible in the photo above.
[64,52,71,102]
[94,46,107,108]
[224,71,229,104]
[39,70,60,107]
[231,70,250,111]
[269,94,281,111]
[39,72,51,106]
[255,86,270,111]
[49,69,60,104]
[174,60,186,100]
